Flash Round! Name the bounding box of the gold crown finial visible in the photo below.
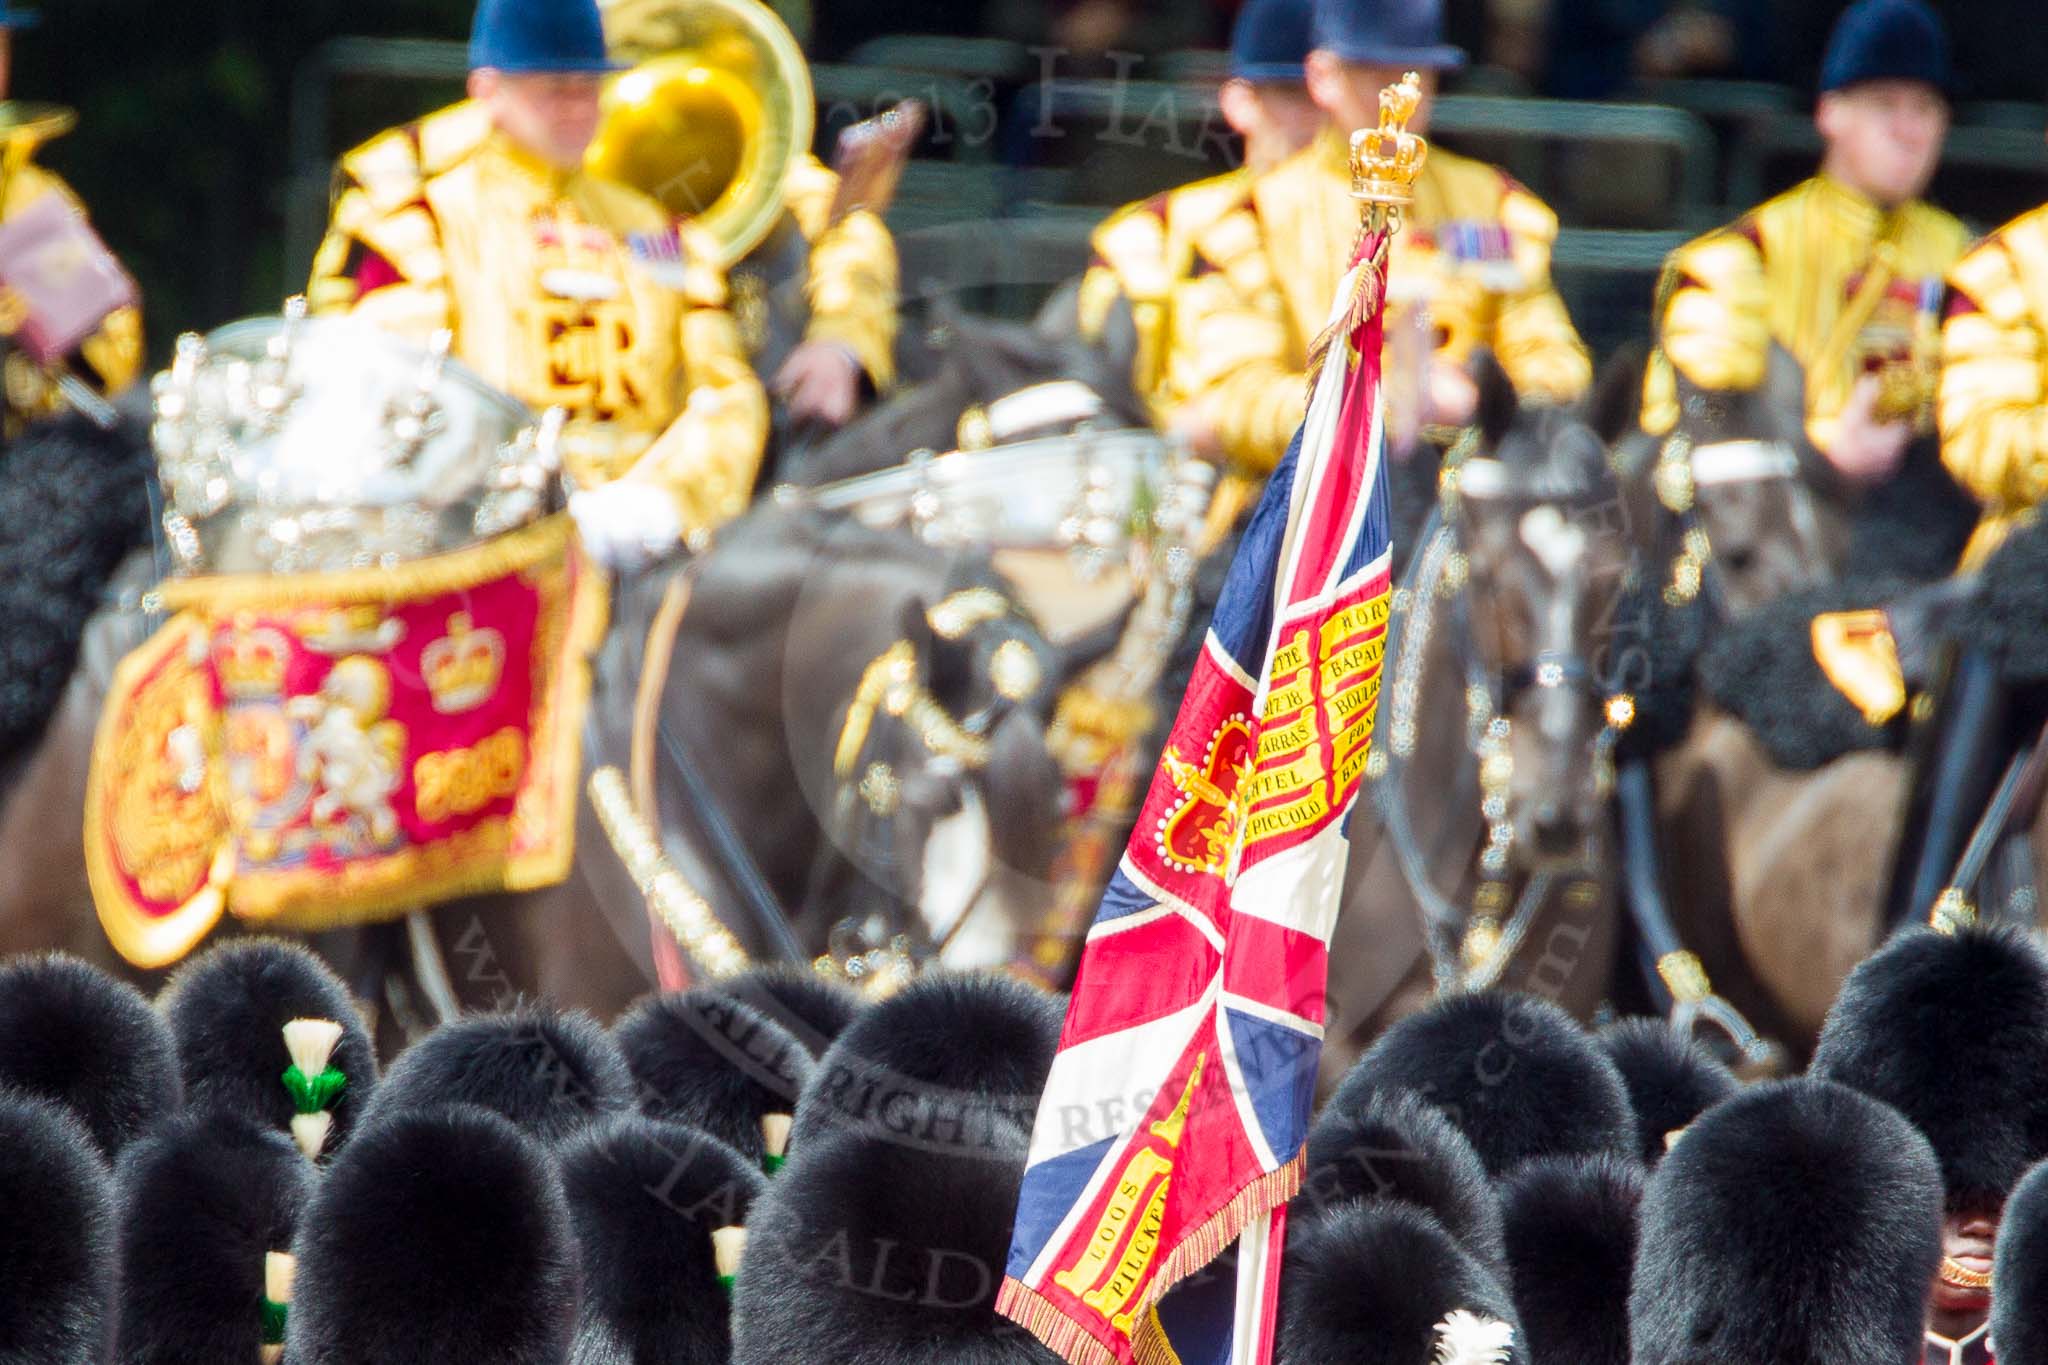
[1350,71,1429,211]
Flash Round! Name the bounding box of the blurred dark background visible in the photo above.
[21,0,2048,366]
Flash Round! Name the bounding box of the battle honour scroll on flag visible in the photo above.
[996,74,1431,1365]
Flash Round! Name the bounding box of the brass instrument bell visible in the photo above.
[588,0,813,267]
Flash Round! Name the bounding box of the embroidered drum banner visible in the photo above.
[86,515,606,968]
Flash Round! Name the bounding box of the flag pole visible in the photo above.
[996,70,1429,1365]
[1226,72,1430,1365]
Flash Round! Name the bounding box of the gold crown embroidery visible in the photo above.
[215,623,292,700]
[421,612,507,714]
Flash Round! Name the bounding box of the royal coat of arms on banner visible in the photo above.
[85,310,605,968]
[86,518,604,967]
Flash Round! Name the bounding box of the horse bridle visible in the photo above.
[1375,438,1633,991]
[1622,428,1790,1064]
[1650,430,1821,623]
[814,588,1044,964]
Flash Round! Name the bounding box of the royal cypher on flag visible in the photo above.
[996,74,1432,1365]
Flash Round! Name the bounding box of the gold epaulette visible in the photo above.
[414,102,494,179]
[1952,207,2048,324]
[1167,171,1253,241]
[325,103,492,291]
[336,103,489,214]
[335,129,425,217]
[1657,229,1770,395]
[782,153,839,244]
[1499,183,1559,246]
[1902,199,1973,267]
[1419,148,1561,287]
[1193,203,1271,301]
[1090,197,1171,300]
[676,222,730,309]
[1668,231,1766,297]
[1089,169,1249,278]
[1416,145,1505,218]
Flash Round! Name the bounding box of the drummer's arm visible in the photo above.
[1490,187,1592,404]
[628,232,771,537]
[1169,267,1307,475]
[786,157,900,393]
[1940,232,2048,514]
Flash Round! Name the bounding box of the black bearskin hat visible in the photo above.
[1499,1154,1642,1365]
[730,1109,1056,1364]
[1296,1084,1505,1270]
[1812,924,2048,1212]
[615,989,812,1167]
[157,938,377,1158]
[1330,991,1635,1175]
[562,1115,765,1364]
[358,1003,634,1145]
[1277,1201,1523,1365]
[792,972,1062,1148]
[0,1090,112,1365]
[715,965,865,1056]
[0,952,179,1157]
[0,406,151,770]
[1629,1078,1941,1365]
[1595,1018,1737,1164]
[286,1104,576,1364]
[1993,1157,2048,1365]
[111,1111,311,1364]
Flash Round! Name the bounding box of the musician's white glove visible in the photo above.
[569,483,682,573]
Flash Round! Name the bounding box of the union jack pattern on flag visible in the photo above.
[995,209,1399,1365]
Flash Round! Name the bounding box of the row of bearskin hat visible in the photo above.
[1,921,2047,1362]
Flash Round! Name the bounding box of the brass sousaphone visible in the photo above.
[588,0,814,268]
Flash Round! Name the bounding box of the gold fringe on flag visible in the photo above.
[996,1152,1305,1365]
[1304,227,1393,383]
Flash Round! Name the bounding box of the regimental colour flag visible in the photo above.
[995,163,1406,1365]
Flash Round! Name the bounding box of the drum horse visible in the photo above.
[9,281,1219,1039]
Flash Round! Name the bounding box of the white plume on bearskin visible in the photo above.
[1432,1310,1516,1365]
[613,989,812,1167]
[561,1114,766,1365]
[156,939,377,1159]
[110,1111,310,1364]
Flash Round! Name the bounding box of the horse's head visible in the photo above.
[1655,345,1842,618]
[1451,358,1635,870]
[796,286,1147,487]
